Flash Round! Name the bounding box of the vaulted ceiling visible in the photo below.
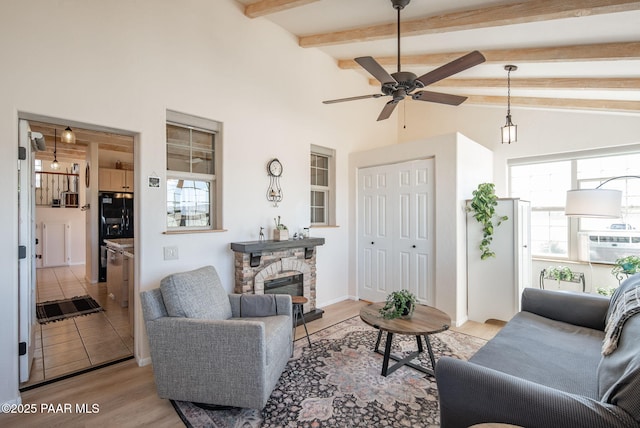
[238,0,640,114]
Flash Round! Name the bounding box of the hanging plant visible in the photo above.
[467,183,508,260]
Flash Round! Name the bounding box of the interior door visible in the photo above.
[395,160,435,304]
[357,159,435,303]
[18,119,37,383]
[358,166,393,302]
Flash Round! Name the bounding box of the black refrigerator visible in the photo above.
[99,192,134,282]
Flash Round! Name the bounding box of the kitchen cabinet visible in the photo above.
[99,168,134,192]
[104,239,133,308]
[125,250,134,336]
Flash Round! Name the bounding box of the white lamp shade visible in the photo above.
[565,189,622,218]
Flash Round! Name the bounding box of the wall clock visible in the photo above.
[268,158,283,177]
[266,158,283,207]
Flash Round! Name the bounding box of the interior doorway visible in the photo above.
[19,118,136,388]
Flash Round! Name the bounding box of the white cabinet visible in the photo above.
[467,198,531,323]
[99,168,134,192]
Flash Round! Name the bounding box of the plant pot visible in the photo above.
[400,302,412,319]
[274,229,289,241]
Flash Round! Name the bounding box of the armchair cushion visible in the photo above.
[160,265,231,320]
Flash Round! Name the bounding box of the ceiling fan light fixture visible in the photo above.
[501,65,518,144]
[61,126,76,144]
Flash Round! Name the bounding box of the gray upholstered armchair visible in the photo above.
[140,265,292,409]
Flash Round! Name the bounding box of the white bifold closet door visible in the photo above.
[358,158,435,305]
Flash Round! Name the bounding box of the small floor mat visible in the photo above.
[36,295,103,324]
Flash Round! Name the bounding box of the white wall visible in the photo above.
[349,133,493,325]
[0,0,395,405]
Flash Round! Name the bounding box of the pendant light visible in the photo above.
[61,126,76,144]
[51,128,60,170]
[501,65,517,144]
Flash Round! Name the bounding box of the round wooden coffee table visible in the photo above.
[360,302,451,377]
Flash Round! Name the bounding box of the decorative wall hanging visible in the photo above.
[266,158,283,207]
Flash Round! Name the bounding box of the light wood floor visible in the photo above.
[2,299,502,427]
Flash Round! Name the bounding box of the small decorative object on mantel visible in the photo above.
[266,158,283,207]
[273,216,289,241]
[259,227,265,241]
[379,290,417,320]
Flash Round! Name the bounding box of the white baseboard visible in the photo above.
[137,356,152,367]
[453,315,468,328]
[317,295,357,308]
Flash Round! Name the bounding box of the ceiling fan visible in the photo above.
[323,0,486,121]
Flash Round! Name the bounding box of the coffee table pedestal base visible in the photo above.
[374,330,437,377]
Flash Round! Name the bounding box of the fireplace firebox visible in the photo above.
[264,274,303,297]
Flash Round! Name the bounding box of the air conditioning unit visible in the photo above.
[578,232,640,264]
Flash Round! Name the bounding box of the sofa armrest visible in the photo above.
[146,317,268,371]
[436,357,636,428]
[229,294,292,317]
[521,288,609,330]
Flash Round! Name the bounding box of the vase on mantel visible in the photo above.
[274,229,289,241]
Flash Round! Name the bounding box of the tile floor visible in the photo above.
[23,265,133,387]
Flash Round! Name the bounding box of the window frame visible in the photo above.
[166,110,223,232]
[310,144,336,227]
[508,144,640,261]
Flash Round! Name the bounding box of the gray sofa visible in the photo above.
[140,266,292,409]
[436,274,640,428]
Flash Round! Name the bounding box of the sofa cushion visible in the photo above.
[597,314,640,423]
[160,266,232,320]
[470,311,604,398]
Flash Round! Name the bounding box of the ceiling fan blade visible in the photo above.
[412,90,468,106]
[416,51,486,87]
[323,94,383,104]
[377,100,399,121]
[355,56,397,85]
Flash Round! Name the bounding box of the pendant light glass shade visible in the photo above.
[501,115,517,144]
[501,65,517,144]
[61,126,76,144]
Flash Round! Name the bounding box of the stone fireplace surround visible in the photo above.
[230,238,325,323]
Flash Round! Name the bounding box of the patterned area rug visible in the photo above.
[171,316,486,428]
[36,295,103,324]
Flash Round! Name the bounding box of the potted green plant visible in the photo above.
[545,266,575,283]
[611,255,640,282]
[379,289,417,320]
[596,287,617,296]
[273,216,289,241]
[467,183,508,260]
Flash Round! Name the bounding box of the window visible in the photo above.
[310,145,336,226]
[34,159,42,188]
[166,110,222,231]
[509,148,640,260]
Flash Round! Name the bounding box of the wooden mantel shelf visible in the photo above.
[230,237,325,254]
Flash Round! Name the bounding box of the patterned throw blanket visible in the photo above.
[602,283,640,356]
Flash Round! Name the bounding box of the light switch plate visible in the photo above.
[163,246,179,260]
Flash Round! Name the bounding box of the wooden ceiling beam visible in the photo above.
[244,0,320,18]
[300,0,640,47]
[368,77,640,89]
[340,41,640,69]
[465,95,640,112]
